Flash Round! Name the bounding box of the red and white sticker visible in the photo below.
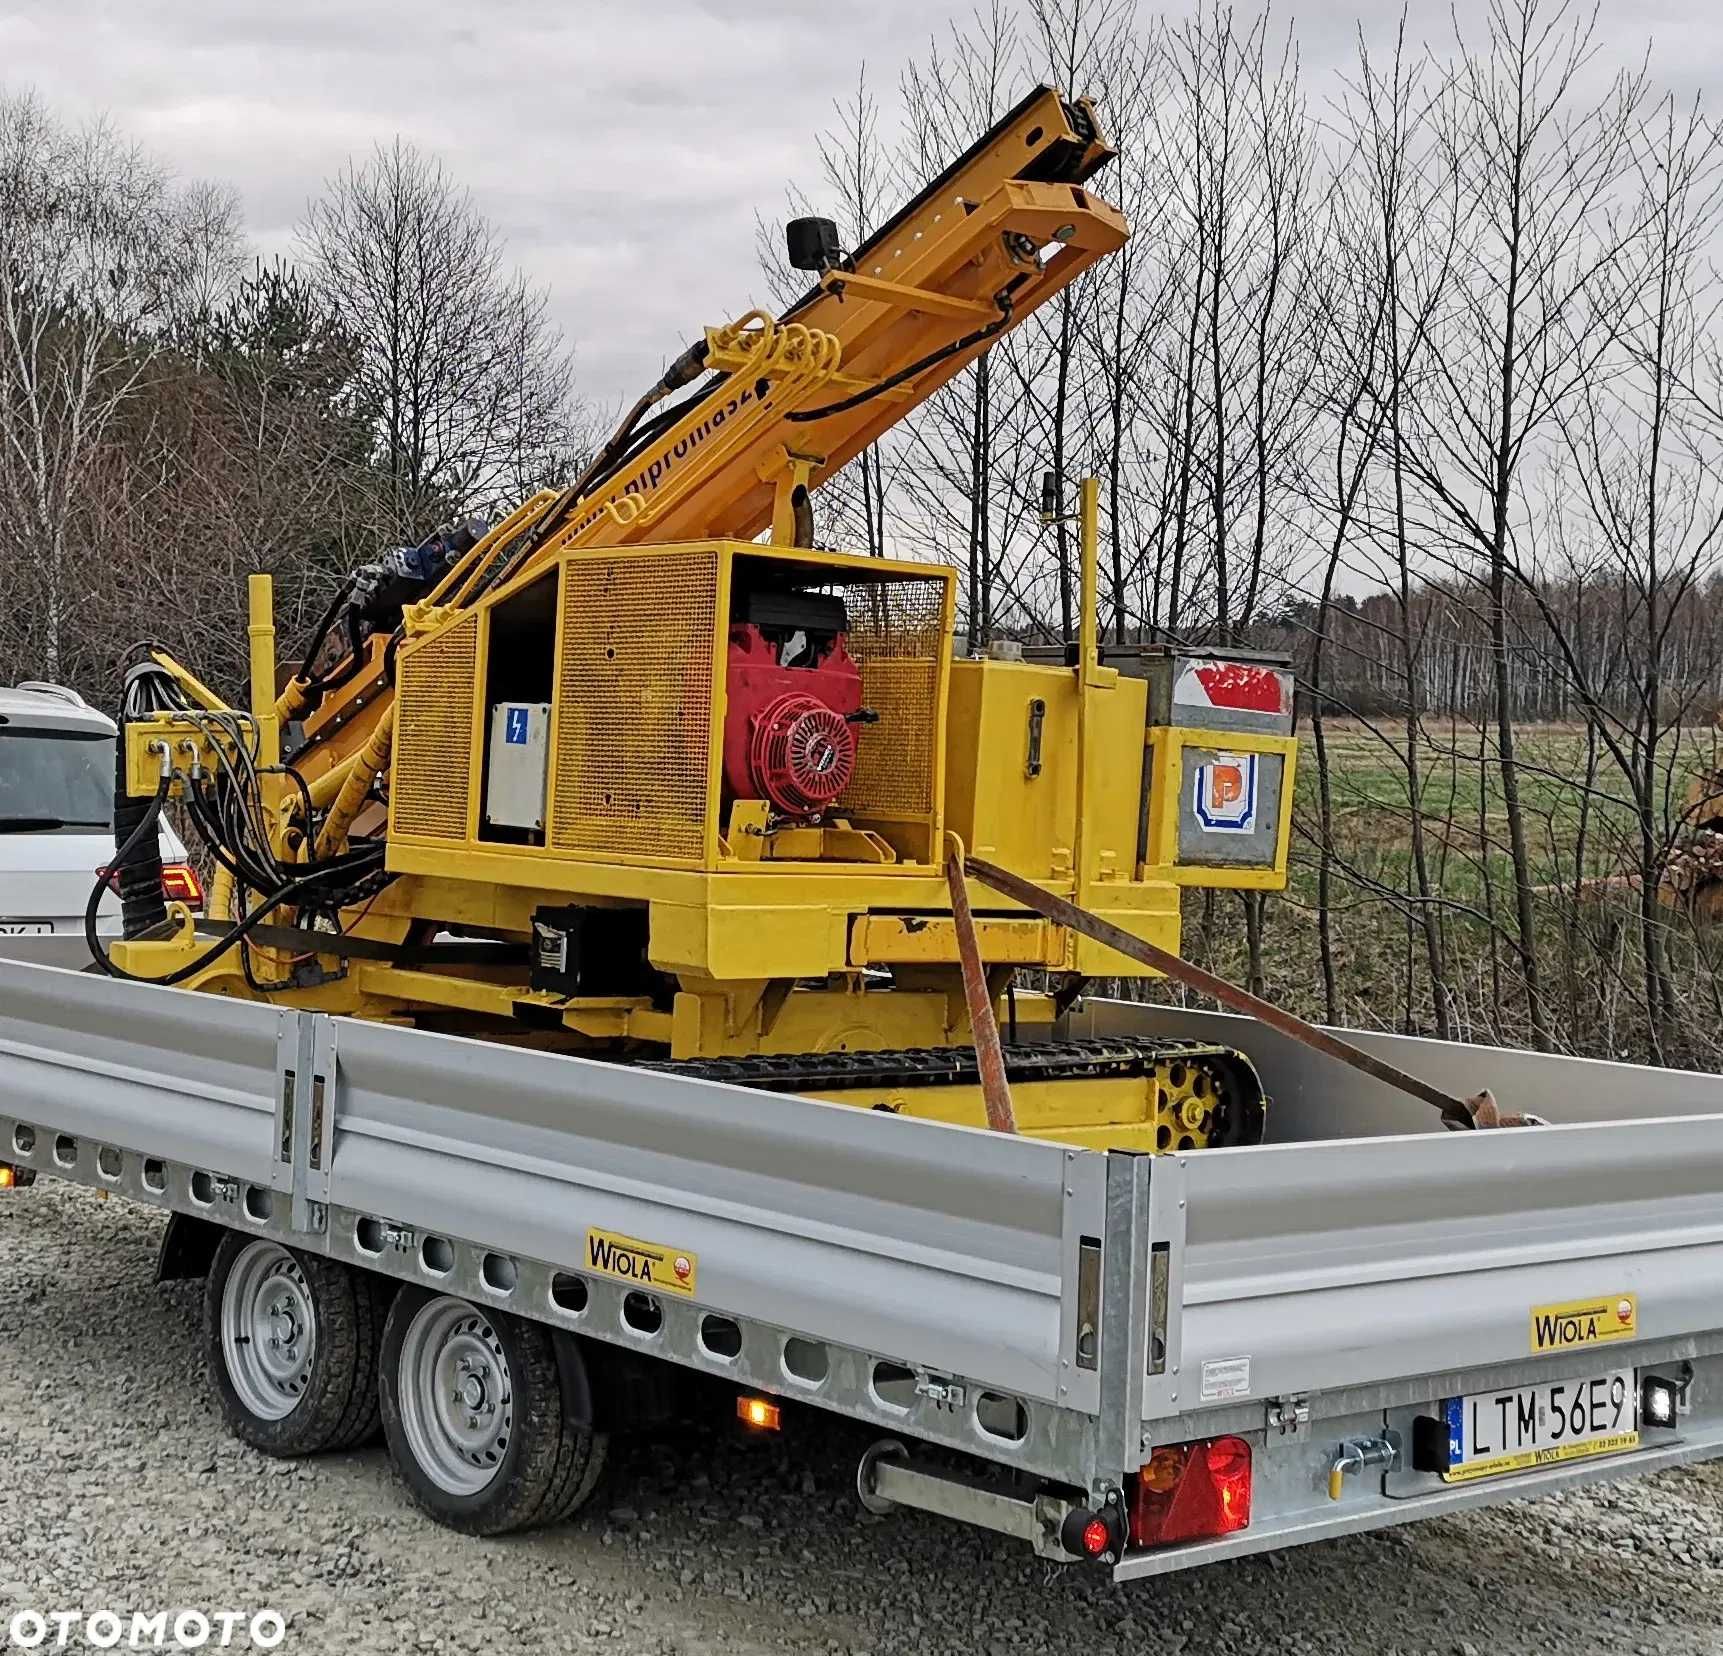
[1174,660,1289,717]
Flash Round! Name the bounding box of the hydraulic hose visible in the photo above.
[786,297,1012,424]
[112,707,166,939]
[86,776,381,987]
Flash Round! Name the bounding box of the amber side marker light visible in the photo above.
[0,1163,32,1191]
[737,1395,782,1431]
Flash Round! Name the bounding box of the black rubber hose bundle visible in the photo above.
[111,711,167,940]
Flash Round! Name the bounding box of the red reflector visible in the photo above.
[1080,1516,1111,1556]
[1129,1436,1252,1548]
[161,863,204,908]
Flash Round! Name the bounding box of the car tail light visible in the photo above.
[1128,1436,1252,1548]
[160,863,204,909]
[97,864,205,910]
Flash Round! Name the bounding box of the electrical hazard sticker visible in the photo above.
[585,1228,698,1297]
[1192,752,1258,833]
[1530,1293,1637,1354]
[504,706,531,744]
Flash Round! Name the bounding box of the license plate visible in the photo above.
[1442,1367,1638,1482]
[0,921,51,935]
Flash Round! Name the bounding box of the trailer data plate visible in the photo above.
[1441,1368,1639,1483]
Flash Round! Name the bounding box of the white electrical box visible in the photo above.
[484,702,551,832]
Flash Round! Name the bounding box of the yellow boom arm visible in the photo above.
[294,86,1125,774]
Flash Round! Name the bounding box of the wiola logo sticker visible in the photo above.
[586,1228,699,1297]
[1530,1293,1636,1354]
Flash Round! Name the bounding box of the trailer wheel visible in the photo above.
[205,1234,382,1456]
[380,1288,605,1535]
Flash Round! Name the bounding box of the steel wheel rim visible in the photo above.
[221,1241,316,1422]
[398,1297,514,1497]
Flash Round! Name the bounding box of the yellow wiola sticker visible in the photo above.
[585,1228,698,1297]
[1530,1294,1637,1354]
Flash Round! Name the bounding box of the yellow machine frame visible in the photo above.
[105,89,1297,1157]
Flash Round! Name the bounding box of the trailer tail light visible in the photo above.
[1058,1506,1124,1563]
[160,863,205,909]
[1129,1436,1253,1548]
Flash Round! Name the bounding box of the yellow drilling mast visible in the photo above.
[99,87,1297,1157]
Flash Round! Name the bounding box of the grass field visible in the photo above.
[1288,719,1720,905]
[1178,718,1723,1063]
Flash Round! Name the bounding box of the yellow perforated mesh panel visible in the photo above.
[552,551,719,862]
[392,615,478,840]
[840,576,947,818]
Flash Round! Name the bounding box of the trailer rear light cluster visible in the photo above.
[1129,1435,1253,1548]
[0,1163,34,1191]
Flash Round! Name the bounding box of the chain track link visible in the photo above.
[650,1036,1269,1148]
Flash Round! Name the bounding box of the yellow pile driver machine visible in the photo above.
[95,88,1297,1155]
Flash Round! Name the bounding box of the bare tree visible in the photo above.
[1532,96,1723,1060]
[0,89,240,679]
[1398,0,1649,1048]
[297,139,578,538]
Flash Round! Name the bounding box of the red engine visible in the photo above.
[722,620,864,819]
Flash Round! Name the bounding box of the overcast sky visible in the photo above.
[2,0,1718,410]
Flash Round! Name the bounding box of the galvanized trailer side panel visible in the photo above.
[1083,999,1723,1137]
[0,959,279,1183]
[330,1016,1084,1403]
[1140,1110,1723,1422]
[0,956,1097,1423]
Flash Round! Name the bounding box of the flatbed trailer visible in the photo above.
[3,935,1722,1578]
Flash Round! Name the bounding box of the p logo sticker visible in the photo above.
[1194,752,1257,833]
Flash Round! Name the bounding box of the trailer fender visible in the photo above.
[576,1338,680,1431]
[155,1212,225,1283]
[551,1327,598,1429]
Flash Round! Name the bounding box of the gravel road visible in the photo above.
[2,1181,1720,1656]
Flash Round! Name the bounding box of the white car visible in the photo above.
[0,682,201,938]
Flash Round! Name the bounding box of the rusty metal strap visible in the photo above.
[963,858,1544,1132]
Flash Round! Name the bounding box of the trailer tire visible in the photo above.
[204,1234,381,1457]
[380,1288,600,1535]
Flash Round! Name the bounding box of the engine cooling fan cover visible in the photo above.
[748,692,857,816]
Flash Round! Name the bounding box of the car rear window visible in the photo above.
[0,727,114,829]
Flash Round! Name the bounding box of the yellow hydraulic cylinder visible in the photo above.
[209,864,235,922]
[316,706,394,859]
[1078,475,1100,679]
[1074,476,1101,902]
[247,574,281,770]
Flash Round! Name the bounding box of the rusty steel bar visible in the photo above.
[965,857,1483,1132]
[946,854,1019,1135]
